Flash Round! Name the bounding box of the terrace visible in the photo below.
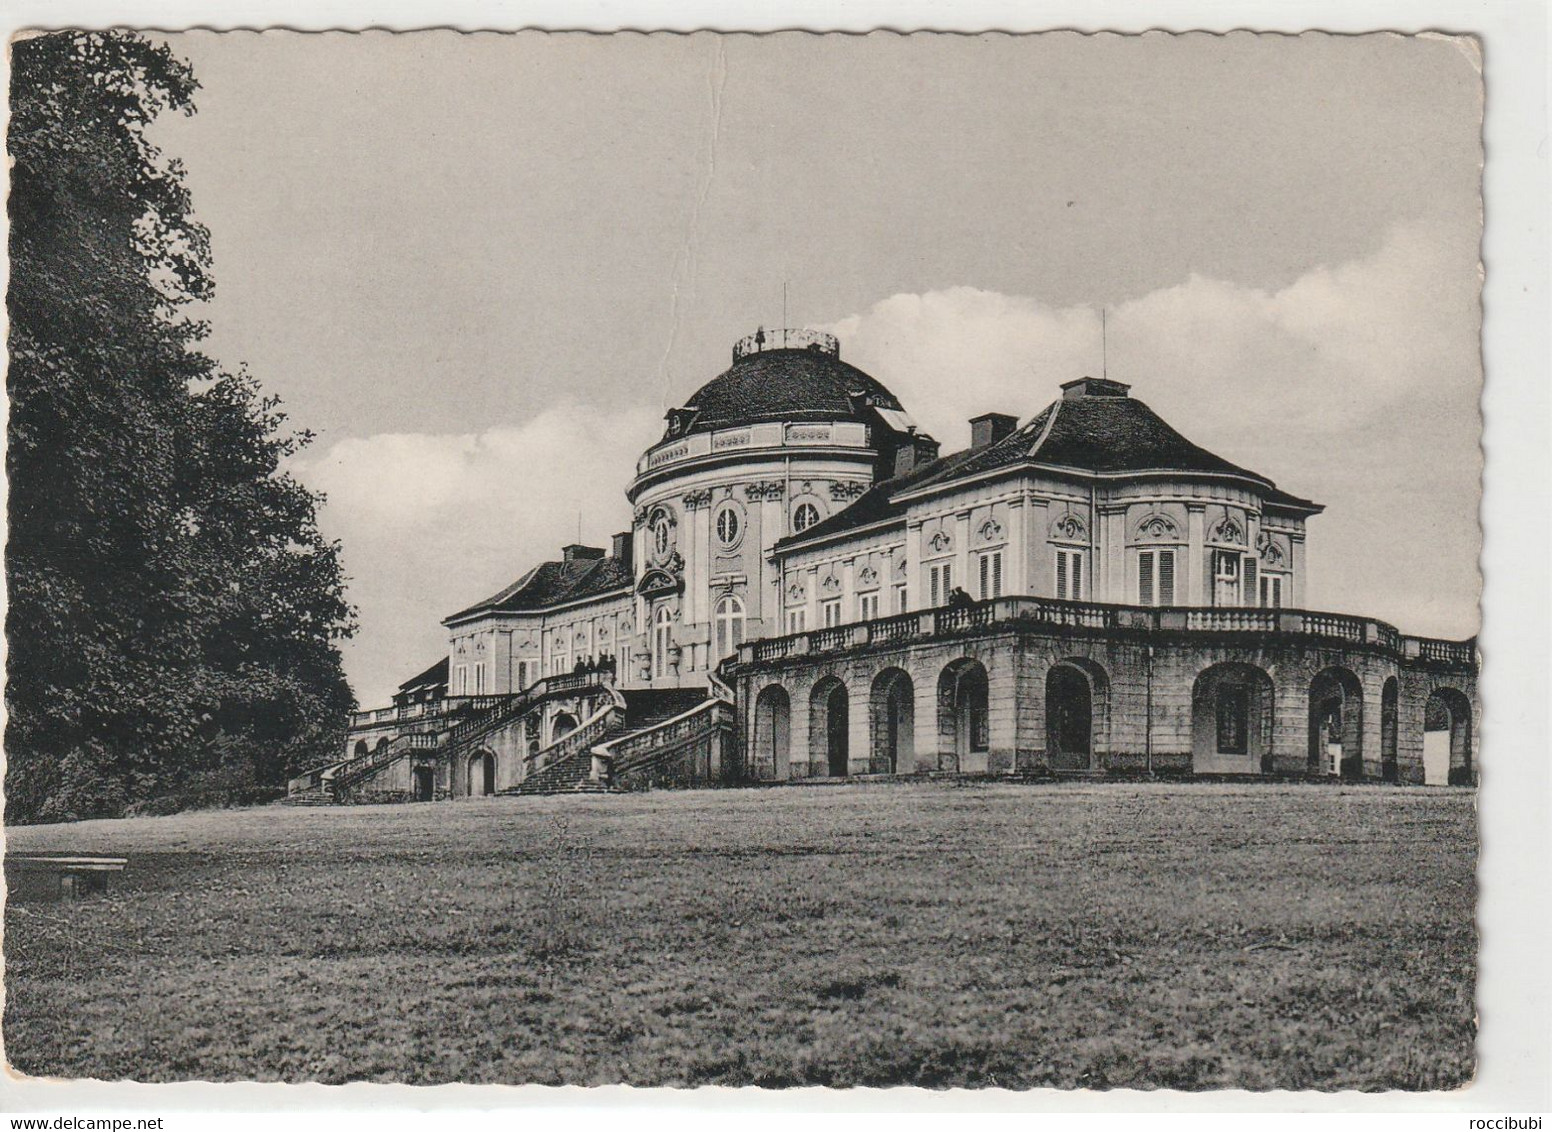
[734,595,1476,669]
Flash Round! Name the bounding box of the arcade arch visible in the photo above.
[753,684,792,780]
[937,658,989,772]
[1309,667,1365,780]
[810,676,850,777]
[869,668,914,775]
[1191,663,1275,773]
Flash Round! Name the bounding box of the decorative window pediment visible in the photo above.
[976,517,1005,545]
[786,581,806,602]
[1134,512,1180,541]
[928,529,953,553]
[636,568,683,599]
[1209,514,1246,546]
[820,573,842,594]
[1257,531,1287,566]
[858,564,880,588]
[1049,512,1089,544]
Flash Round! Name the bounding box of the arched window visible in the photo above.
[714,594,746,661]
[793,502,820,533]
[715,504,742,549]
[652,605,674,679]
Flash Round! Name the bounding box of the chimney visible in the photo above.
[610,530,633,570]
[562,543,606,564]
[892,433,942,478]
[970,412,1020,448]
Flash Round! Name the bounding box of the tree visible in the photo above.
[7,31,356,822]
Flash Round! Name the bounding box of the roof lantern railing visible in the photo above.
[732,327,840,363]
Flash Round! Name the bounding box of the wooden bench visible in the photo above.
[5,856,127,902]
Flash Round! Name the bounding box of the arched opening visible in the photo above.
[1381,677,1400,783]
[869,668,915,775]
[1308,667,1365,780]
[550,712,579,744]
[374,736,390,757]
[753,684,792,780]
[652,604,674,680]
[412,766,435,802]
[1046,662,1097,771]
[937,659,989,773]
[468,750,495,797]
[1191,663,1275,774]
[714,594,746,662]
[354,739,370,759]
[809,677,850,778]
[1424,687,1474,786]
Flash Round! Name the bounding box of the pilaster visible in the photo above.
[1186,503,1207,605]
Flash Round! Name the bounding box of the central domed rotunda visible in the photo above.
[660,329,912,441]
[625,329,937,687]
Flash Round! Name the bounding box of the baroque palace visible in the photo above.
[291,328,1477,803]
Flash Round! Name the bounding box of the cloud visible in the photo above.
[294,404,662,704]
[829,222,1479,447]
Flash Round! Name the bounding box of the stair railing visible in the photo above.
[330,732,424,794]
[591,697,735,785]
[522,696,624,784]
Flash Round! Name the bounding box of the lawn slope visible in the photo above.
[4,782,1475,1089]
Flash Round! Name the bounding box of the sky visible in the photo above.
[150,30,1484,707]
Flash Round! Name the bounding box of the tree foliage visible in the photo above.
[7,30,357,822]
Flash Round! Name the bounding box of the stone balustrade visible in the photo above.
[635,418,870,477]
[737,595,1474,671]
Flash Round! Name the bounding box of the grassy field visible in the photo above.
[4,782,1475,1090]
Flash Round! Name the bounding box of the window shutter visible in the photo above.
[1072,552,1083,601]
[993,552,1003,598]
[1056,551,1068,600]
[1139,550,1154,606]
[1159,550,1175,605]
[1243,556,1258,607]
[979,554,990,600]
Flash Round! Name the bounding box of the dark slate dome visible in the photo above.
[662,329,909,440]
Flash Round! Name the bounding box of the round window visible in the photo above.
[715,504,742,548]
[792,502,820,533]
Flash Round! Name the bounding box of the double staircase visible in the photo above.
[291,673,732,804]
[506,688,727,796]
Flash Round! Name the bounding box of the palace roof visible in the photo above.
[396,656,449,693]
[664,345,909,439]
[444,556,633,624]
[777,379,1319,550]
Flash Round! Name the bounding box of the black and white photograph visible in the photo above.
[1,11,1544,1111]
